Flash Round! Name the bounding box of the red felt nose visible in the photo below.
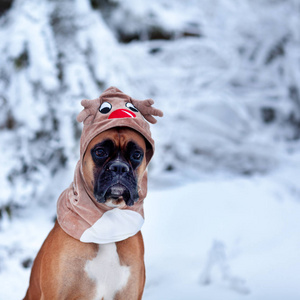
[108,109,136,119]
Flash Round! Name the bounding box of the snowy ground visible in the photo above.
[1,165,300,300]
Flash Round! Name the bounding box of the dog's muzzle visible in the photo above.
[105,183,130,201]
[94,160,139,206]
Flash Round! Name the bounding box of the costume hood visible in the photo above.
[57,87,163,244]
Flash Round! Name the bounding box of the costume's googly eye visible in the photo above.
[99,102,112,114]
[125,102,139,112]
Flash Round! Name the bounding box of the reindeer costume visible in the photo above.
[57,87,163,244]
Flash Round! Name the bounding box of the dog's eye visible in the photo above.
[131,151,143,161]
[99,102,112,114]
[125,102,138,112]
[94,148,107,158]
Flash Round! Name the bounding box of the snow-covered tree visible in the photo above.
[0,0,299,218]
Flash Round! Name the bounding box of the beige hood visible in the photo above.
[57,87,163,244]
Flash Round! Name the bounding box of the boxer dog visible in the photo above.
[24,87,163,300]
[24,128,147,299]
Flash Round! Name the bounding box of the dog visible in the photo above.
[24,127,148,300]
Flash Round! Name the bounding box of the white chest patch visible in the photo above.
[85,243,130,300]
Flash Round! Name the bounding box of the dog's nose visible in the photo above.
[108,162,129,174]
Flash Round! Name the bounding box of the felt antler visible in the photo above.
[77,98,100,124]
[131,98,163,124]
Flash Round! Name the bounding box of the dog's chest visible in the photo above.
[84,242,130,300]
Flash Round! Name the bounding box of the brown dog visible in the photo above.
[24,128,147,300]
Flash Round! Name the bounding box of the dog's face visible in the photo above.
[82,128,147,208]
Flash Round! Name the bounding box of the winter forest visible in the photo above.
[0,0,300,299]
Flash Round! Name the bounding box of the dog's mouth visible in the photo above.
[104,183,132,207]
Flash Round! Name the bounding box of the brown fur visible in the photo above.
[24,222,145,300]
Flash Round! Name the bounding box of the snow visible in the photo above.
[1,0,300,208]
[1,167,300,299]
[143,171,300,300]
[0,0,300,299]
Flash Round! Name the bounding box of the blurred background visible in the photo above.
[0,0,300,299]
